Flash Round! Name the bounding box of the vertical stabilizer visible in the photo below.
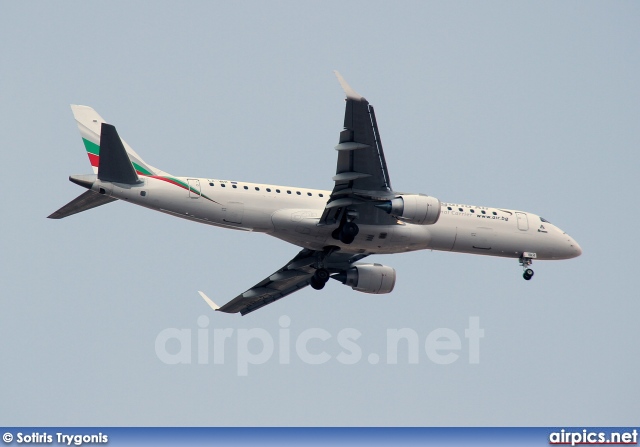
[71,105,167,177]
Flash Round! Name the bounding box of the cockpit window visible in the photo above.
[540,217,551,223]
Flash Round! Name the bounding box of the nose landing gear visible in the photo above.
[519,253,536,280]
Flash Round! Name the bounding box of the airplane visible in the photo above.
[49,71,582,315]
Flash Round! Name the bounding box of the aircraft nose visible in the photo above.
[568,236,582,258]
[573,240,582,257]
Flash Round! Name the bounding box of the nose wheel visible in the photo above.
[519,254,535,281]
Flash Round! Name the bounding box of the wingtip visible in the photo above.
[198,291,220,311]
[333,70,364,101]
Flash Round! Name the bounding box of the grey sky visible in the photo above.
[1,1,638,426]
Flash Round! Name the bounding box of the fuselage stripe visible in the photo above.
[146,175,219,204]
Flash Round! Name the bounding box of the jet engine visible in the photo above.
[376,194,441,225]
[333,263,396,294]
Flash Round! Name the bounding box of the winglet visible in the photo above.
[334,70,364,101]
[198,291,220,311]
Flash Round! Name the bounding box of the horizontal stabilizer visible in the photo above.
[98,123,140,184]
[47,190,117,219]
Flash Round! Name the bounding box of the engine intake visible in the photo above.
[333,263,396,294]
[377,194,441,225]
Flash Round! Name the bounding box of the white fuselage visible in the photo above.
[95,175,581,261]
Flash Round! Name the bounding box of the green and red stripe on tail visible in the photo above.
[82,138,217,202]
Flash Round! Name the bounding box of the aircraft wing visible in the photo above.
[320,72,398,226]
[217,248,367,315]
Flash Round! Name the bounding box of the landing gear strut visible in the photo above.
[519,255,535,281]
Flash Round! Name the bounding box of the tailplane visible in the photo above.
[97,123,140,184]
[48,105,168,219]
[47,190,117,219]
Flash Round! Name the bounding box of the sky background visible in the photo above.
[1,1,638,426]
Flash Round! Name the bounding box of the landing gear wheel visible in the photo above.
[342,221,359,237]
[339,222,359,244]
[339,233,355,244]
[519,255,535,281]
[310,275,326,290]
[314,268,330,282]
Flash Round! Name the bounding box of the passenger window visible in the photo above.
[319,193,324,197]
[492,211,497,216]
[307,192,312,196]
[267,188,271,192]
[232,185,237,188]
[296,191,301,195]
[221,184,226,188]
[481,210,486,214]
[255,187,260,191]
[209,182,214,186]
[458,208,463,212]
[470,209,474,213]
[287,190,291,194]
[244,186,248,190]
[276,189,281,193]
[447,207,452,210]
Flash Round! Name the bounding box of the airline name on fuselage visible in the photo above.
[440,202,510,222]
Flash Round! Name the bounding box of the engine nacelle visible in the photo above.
[340,263,396,294]
[380,194,441,225]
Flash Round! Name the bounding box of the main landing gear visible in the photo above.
[519,254,535,281]
[331,221,359,245]
[310,268,330,290]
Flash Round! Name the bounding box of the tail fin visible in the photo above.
[71,105,166,177]
[48,106,169,220]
